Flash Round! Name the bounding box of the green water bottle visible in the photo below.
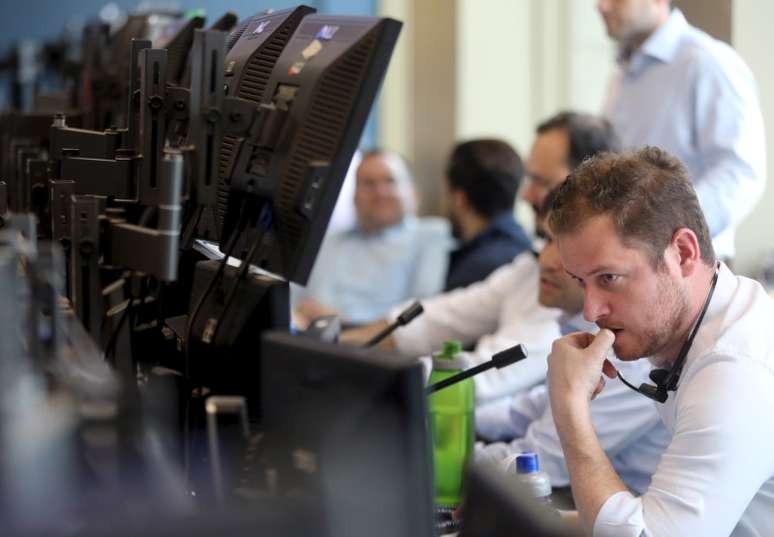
[429,340,475,507]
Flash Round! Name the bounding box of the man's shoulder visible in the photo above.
[472,216,532,260]
[674,25,751,77]
[488,251,540,283]
[689,273,774,382]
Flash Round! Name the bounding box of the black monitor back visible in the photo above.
[220,15,401,285]
[154,15,206,85]
[216,7,316,236]
[261,331,434,537]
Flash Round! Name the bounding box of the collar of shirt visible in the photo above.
[452,212,527,253]
[620,8,688,74]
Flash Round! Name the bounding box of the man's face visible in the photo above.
[597,0,665,43]
[522,129,572,229]
[354,154,405,233]
[537,226,584,314]
[556,214,689,360]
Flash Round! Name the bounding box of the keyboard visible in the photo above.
[435,504,462,536]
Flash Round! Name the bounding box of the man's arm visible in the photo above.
[340,319,394,350]
[345,256,536,358]
[547,330,627,535]
[551,333,774,536]
[691,54,766,239]
[551,390,628,534]
[486,359,662,489]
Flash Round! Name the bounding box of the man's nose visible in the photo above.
[521,181,542,209]
[583,285,610,323]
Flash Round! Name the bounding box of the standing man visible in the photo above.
[547,147,774,536]
[444,139,532,291]
[599,0,766,262]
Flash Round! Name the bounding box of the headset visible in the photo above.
[616,268,719,404]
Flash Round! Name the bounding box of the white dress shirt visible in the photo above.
[603,9,766,260]
[389,252,562,403]
[476,313,670,494]
[594,264,774,537]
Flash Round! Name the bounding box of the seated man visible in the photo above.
[475,198,669,496]
[444,139,532,291]
[342,112,619,402]
[293,149,452,327]
[546,147,774,536]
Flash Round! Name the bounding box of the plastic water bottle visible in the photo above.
[428,340,475,507]
[515,452,552,505]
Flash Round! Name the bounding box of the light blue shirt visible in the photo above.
[475,313,670,494]
[603,9,766,259]
[292,216,452,325]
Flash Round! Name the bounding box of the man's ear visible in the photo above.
[670,227,701,277]
[449,187,468,212]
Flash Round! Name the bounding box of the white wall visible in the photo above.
[378,0,413,162]
[455,0,534,155]
[732,0,774,277]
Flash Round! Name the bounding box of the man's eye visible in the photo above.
[571,275,585,288]
[599,274,620,286]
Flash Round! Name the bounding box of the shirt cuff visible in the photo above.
[593,491,645,537]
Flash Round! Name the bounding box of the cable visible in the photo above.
[181,203,247,491]
[183,200,248,355]
[209,203,273,346]
[103,273,137,362]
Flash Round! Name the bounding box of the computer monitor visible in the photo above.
[153,15,206,86]
[459,464,579,537]
[219,15,402,285]
[260,331,435,537]
[213,6,316,240]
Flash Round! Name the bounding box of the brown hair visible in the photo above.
[548,146,715,267]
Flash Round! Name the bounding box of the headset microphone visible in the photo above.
[617,268,719,404]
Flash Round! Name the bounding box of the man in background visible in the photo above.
[598,0,765,262]
[444,139,532,291]
[293,150,451,327]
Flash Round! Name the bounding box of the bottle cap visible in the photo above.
[437,340,462,359]
[431,340,470,371]
[515,452,539,474]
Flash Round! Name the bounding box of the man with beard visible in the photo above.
[546,146,774,536]
[475,200,668,496]
[444,138,532,291]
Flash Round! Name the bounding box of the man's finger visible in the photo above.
[602,358,618,379]
[556,331,595,350]
[587,328,615,359]
[592,376,606,399]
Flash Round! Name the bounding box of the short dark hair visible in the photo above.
[548,146,715,267]
[446,139,523,218]
[536,111,620,169]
